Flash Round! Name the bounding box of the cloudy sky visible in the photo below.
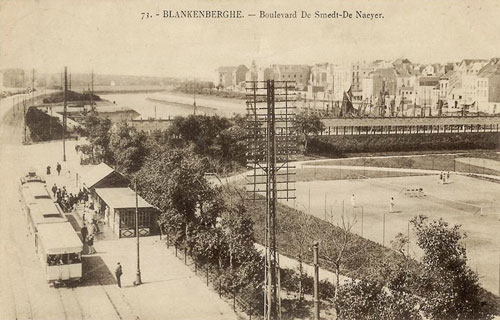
[1,0,499,80]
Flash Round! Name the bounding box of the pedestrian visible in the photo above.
[51,184,57,197]
[446,171,450,181]
[115,262,123,288]
[46,165,51,175]
[439,172,443,183]
[56,162,62,176]
[390,197,395,213]
[86,234,96,254]
[350,194,356,208]
[81,224,88,250]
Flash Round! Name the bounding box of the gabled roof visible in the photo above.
[95,188,153,210]
[82,163,116,189]
[477,58,500,78]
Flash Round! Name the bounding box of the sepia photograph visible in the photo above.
[1,0,500,319]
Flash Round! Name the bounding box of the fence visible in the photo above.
[161,234,264,320]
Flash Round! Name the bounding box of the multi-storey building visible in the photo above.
[475,58,500,114]
[216,65,248,91]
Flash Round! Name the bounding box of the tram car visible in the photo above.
[36,222,83,284]
[18,171,83,284]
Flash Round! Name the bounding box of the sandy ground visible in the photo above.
[286,173,500,294]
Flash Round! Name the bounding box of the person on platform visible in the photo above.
[390,197,395,213]
[56,162,62,176]
[46,165,51,175]
[351,194,356,208]
[86,234,96,254]
[81,224,88,253]
[51,184,57,198]
[115,262,123,288]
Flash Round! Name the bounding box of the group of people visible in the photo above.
[51,183,88,213]
[80,223,97,254]
[46,162,62,176]
[439,171,451,184]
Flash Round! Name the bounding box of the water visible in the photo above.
[100,91,246,119]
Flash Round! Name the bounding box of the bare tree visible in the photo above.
[291,212,313,300]
[322,208,357,301]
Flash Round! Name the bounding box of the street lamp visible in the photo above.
[134,178,142,286]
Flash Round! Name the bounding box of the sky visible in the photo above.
[1,0,499,80]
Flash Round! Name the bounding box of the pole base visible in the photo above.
[134,273,142,286]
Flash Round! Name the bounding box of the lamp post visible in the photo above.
[134,178,142,286]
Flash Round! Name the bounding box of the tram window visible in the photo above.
[47,254,59,266]
[67,253,81,264]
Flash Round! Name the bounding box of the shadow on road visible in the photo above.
[80,255,117,287]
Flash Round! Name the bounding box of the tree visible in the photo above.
[295,112,325,151]
[136,147,215,247]
[323,210,357,302]
[410,215,493,320]
[337,279,420,320]
[84,113,113,163]
[109,121,147,175]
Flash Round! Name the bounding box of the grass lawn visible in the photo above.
[307,153,500,176]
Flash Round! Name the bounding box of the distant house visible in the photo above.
[216,65,248,91]
[476,58,500,114]
[94,188,159,238]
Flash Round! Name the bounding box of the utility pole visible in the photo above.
[246,80,295,320]
[312,241,320,320]
[90,70,94,111]
[32,69,35,106]
[63,66,67,162]
[383,211,386,246]
[23,95,27,143]
[134,178,143,286]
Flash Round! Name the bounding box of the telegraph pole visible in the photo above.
[63,66,67,162]
[32,69,35,106]
[134,178,143,286]
[23,95,27,142]
[312,241,320,320]
[90,70,94,111]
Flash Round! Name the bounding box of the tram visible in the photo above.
[36,222,83,283]
[18,171,83,284]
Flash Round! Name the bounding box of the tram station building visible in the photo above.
[94,188,159,238]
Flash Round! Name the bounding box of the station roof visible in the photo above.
[95,188,153,210]
[37,222,82,254]
[82,163,128,190]
[82,163,114,188]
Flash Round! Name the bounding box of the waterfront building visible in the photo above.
[216,65,248,91]
[476,58,500,114]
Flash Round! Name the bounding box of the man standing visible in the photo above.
[56,162,61,176]
[115,262,123,288]
[81,224,88,249]
[350,194,356,208]
[390,197,395,213]
[51,184,57,198]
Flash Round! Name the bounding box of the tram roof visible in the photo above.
[28,198,67,226]
[37,222,82,254]
[23,183,51,200]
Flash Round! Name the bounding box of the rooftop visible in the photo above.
[82,163,116,189]
[95,188,153,209]
[37,222,82,253]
